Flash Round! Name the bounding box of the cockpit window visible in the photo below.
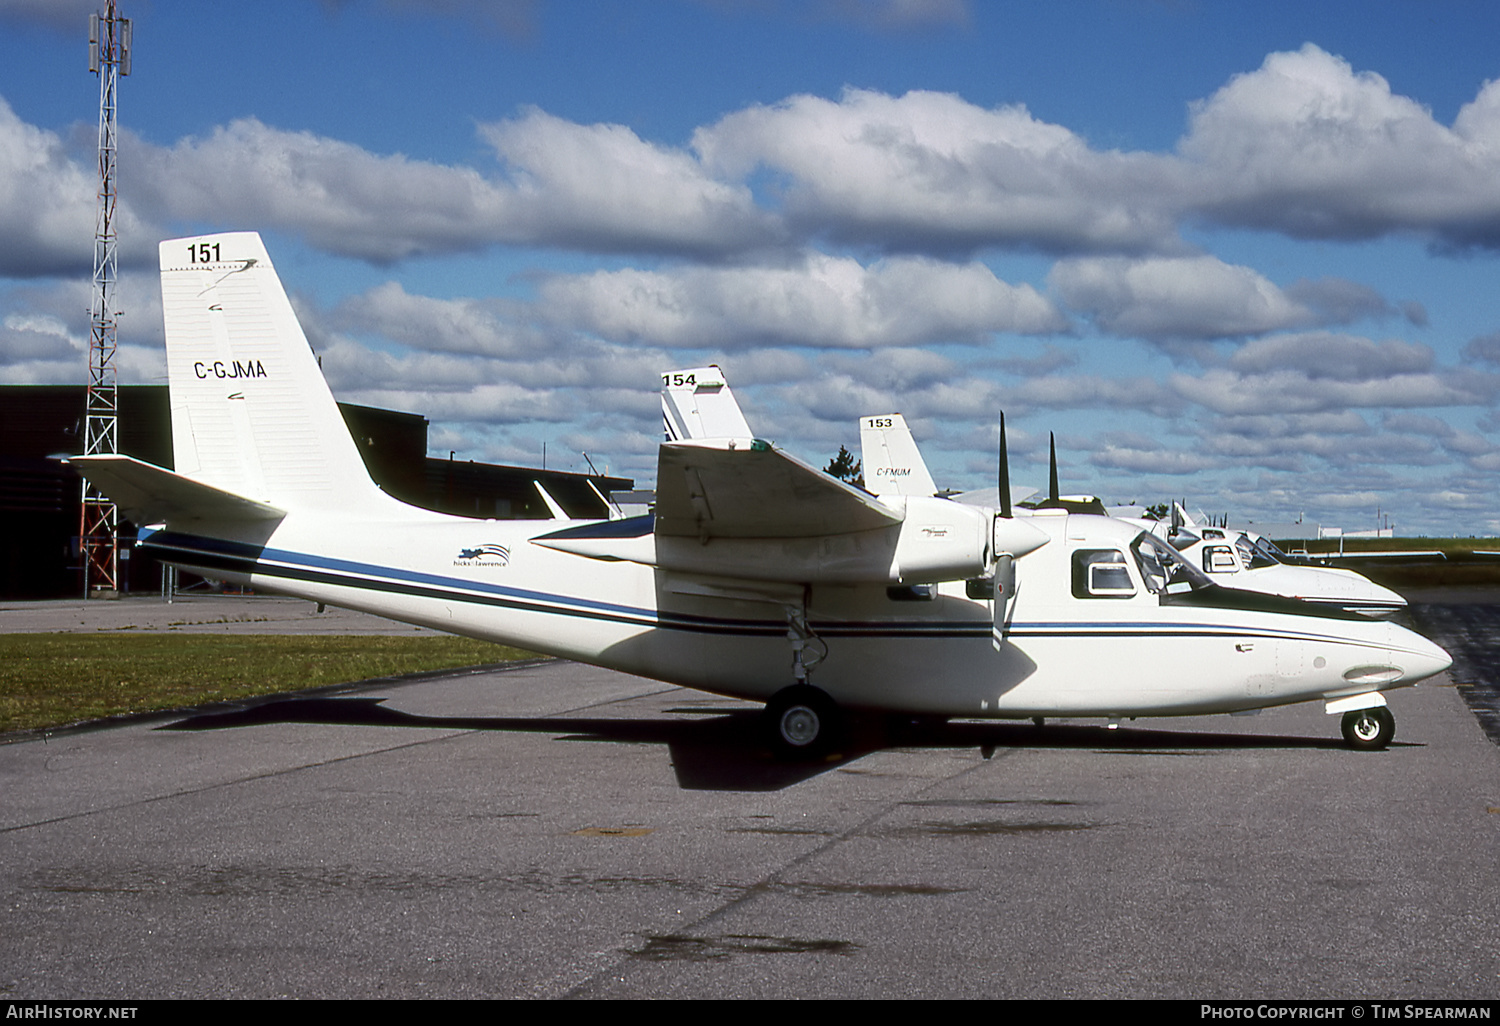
[1133,533,1211,595]
[1233,535,1279,569]
[1233,537,1259,570]
[1250,536,1286,568]
[1071,549,1136,598]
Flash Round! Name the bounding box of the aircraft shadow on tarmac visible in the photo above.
[160,697,1378,792]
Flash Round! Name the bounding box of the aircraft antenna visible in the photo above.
[80,1,131,598]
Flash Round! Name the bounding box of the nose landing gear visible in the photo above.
[1341,706,1395,750]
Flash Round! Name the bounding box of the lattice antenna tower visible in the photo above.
[81,2,131,597]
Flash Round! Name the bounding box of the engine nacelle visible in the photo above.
[888,496,991,584]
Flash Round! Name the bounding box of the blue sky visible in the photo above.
[5,0,1500,535]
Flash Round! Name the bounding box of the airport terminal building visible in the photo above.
[0,385,631,599]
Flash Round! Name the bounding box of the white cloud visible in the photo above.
[0,99,110,277]
[333,283,545,358]
[695,88,1182,255]
[1180,44,1500,248]
[1170,367,1491,417]
[1001,373,1185,414]
[1090,443,1216,476]
[129,111,778,264]
[478,108,782,256]
[1227,332,1434,380]
[539,253,1064,349]
[1051,255,1320,341]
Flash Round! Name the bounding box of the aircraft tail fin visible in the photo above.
[160,232,394,515]
[859,414,938,498]
[661,366,753,441]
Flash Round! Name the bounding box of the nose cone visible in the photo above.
[1317,567,1408,617]
[1355,579,1408,619]
[1390,627,1452,685]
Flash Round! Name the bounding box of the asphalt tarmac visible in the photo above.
[2,594,1497,1000]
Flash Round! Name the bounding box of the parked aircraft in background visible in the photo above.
[858,417,1407,621]
[1132,505,1407,619]
[70,233,1450,760]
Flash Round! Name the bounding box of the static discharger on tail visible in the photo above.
[70,232,1451,759]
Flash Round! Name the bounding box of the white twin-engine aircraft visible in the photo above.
[1137,504,1408,620]
[860,417,1409,620]
[70,233,1450,758]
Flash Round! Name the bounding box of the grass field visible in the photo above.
[0,633,537,734]
[1272,537,1500,589]
[1285,536,1500,555]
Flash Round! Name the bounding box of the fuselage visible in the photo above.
[139,507,1450,722]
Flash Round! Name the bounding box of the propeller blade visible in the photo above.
[1048,432,1059,505]
[998,412,1012,519]
[991,553,1015,651]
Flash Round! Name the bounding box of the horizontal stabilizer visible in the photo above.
[69,454,285,526]
[655,439,899,540]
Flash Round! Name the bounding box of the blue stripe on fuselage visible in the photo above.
[138,529,1391,647]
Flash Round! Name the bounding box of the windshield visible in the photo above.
[1133,532,1212,595]
[1256,536,1290,563]
[1235,535,1279,570]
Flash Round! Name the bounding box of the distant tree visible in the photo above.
[824,445,864,488]
[1144,503,1169,521]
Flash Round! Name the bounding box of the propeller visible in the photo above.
[991,413,1020,650]
[1024,431,1107,515]
[998,411,1012,519]
[1048,432,1059,506]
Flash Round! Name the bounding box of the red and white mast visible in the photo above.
[80,1,131,597]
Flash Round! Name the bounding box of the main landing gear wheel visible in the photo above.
[1341,706,1395,751]
[764,685,840,758]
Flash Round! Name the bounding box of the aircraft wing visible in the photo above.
[654,439,899,539]
[69,454,286,526]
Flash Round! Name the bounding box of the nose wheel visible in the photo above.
[1341,706,1395,750]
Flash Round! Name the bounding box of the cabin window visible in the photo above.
[1203,544,1238,574]
[1071,549,1136,598]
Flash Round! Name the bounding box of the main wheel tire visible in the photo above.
[1341,706,1395,750]
[764,685,839,758]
